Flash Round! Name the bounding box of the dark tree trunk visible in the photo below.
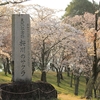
[6,57,11,74]
[60,71,63,80]
[41,71,46,82]
[50,63,61,86]
[32,60,36,75]
[85,77,89,85]
[3,62,7,75]
[74,76,80,95]
[85,78,93,99]
[11,61,14,82]
[70,72,73,87]
[65,67,67,72]
[94,85,97,98]
[57,72,60,86]
[67,68,70,77]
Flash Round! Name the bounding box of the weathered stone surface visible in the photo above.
[12,14,32,82]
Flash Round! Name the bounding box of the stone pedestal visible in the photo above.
[0,82,38,100]
[0,82,57,100]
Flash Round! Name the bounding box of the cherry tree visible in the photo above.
[64,10,100,98]
[0,0,30,57]
[29,5,89,83]
[63,12,95,31]
[0,1,29,75]
[30,5,68,82]
[62,15,96,95]
[84,27,100,98]
[50,46,68,86]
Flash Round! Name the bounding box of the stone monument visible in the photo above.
[0,14,57,100]
[12,14,32,82]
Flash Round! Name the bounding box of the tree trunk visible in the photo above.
[74,76,80,95]
[60,71,63,80]
[94,87,97,98]
[7,62,11,74]
[85,78,93,99]
[67,67,70,77]
[3,62,7,75]
[32,60,36,75]
[57,72,60,86]
[11,61,14,82]
[41,71,46,82]
[6,57,11,74]
[85,77,89,85]
[65,67,67,72]
[70,72,73,87]
[50,63,61,86]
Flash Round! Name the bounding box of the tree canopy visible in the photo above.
[63,0,97,17]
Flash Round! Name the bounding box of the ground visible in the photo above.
[58,94,86,100]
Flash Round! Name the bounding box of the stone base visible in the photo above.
[0,81,57,100]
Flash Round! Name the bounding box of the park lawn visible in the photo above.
[0,72,11,83]
[0,71,96,100]
[32,71,86,95]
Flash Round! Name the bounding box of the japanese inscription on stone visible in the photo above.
[12,14,32,82]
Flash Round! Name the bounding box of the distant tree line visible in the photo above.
[63,0,100,17]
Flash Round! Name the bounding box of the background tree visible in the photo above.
[50,46,67,86]
[30,5,89,83]
[0,0,29,77]
[30,5,68,82]
[63,12,95,30]
[63,0,96,17]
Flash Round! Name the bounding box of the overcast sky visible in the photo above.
[24,0,99,9]
[23,0,100,17]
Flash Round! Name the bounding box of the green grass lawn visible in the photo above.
[32,71,86,96]
[0,72,11,83]
[0,71,92,99]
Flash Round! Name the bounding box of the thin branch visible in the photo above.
[0,0,28,6]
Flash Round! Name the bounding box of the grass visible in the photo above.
[0,71,96,100]
[32,71,86,96]
[0,72,11,83]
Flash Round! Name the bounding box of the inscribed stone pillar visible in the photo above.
[12,14,32,82]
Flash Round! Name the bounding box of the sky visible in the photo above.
[23,0,100,17]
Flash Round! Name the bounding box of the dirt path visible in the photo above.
[58,94,86,100]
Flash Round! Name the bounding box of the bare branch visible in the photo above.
[0,0,28,6]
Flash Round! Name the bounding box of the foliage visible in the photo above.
[0,0,28,6]
[63,0,96,17]
[63,12,95,30]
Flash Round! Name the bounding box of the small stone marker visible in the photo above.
[12,14,32,82]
